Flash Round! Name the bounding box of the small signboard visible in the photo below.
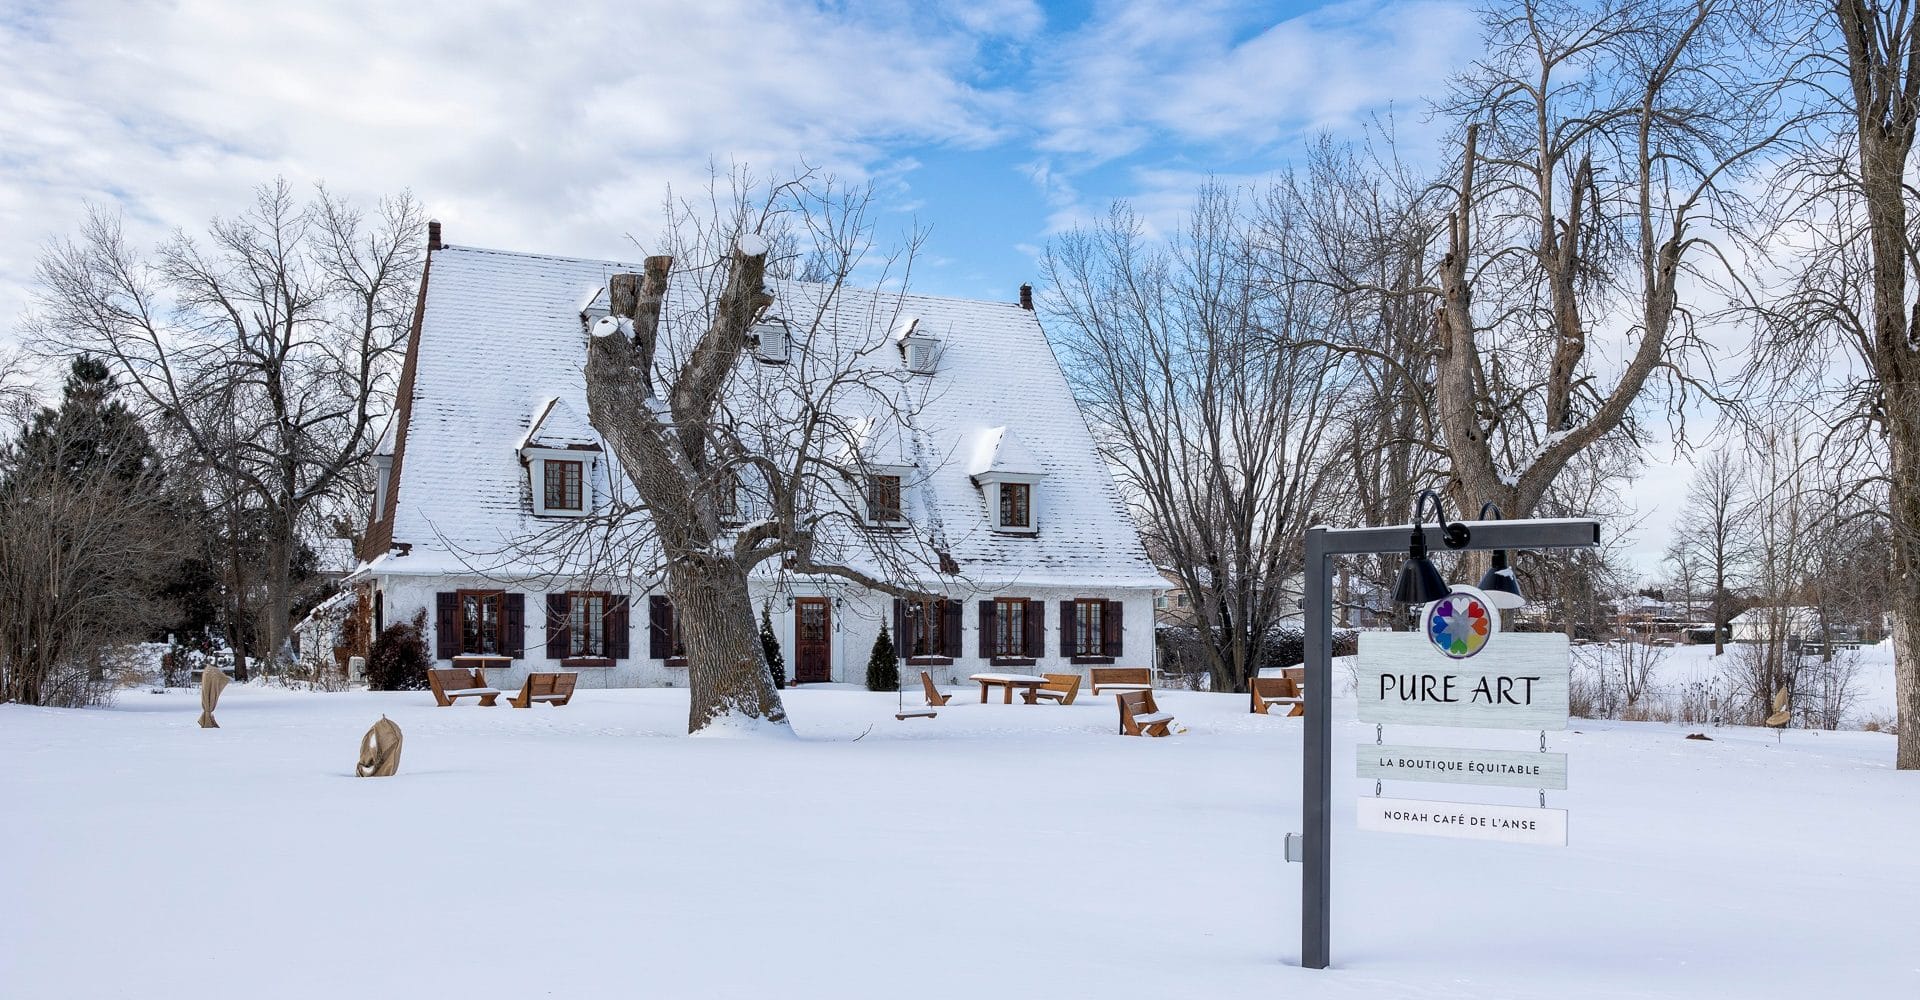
[1357,744,1568,790]
[1357,796,1567,846]
[1356,632,1570,730]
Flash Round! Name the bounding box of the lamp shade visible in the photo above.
[1392,553,1452,605]
[1476,551,1526,609]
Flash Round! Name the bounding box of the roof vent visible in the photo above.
[891,316,939,375]
[751,318,790,365]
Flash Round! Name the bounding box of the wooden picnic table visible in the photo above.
[969,672,1049,704]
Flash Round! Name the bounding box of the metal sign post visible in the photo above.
[1299,517,1599,970]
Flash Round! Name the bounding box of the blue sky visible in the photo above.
[0,0,1481,319]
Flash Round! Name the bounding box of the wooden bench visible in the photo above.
[1021,673,1082,705]
[508,671,577,708]
[427,666,501,707]
[919,671,953,707]
[1250,676,1303,716]
[1089,667,1152,695]
[1116,690,1174,737]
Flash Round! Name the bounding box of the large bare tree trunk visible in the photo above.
[1834,0,1920,767]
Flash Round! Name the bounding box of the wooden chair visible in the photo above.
[1022,673,1082,705]
[508,671,577,708]
[1089,667,1153,695]
[1250,677,1303,716]
[919,671,952,707]
[427,666,501,707]
[1116,690,1174,737]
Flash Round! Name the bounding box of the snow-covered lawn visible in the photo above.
[1,683,1912,999]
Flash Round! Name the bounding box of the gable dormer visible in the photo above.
[967,426,1044,534]
[518,396,603,518]
[839,416,916,527]
[891,316,940,375]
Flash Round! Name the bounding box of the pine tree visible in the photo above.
[759,602,785,689]
[866,622,899,692]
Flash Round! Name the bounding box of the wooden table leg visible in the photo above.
[1003,684,1014,704]
[979,681,989,703]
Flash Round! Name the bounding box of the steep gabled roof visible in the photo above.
[367,243,1158,589]
[518,396,601,451]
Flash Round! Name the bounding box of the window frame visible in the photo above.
[981,477,1039,534]
[544,459,585,512]
[866,473,905,526]
[992,597,1027,659]
[1073,598,1107,659]
[566,590,609,660]
[457,589,508,657]
[904,597,947,661]
[525,447,598,518]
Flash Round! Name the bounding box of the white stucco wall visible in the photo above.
[370,572,1156,691]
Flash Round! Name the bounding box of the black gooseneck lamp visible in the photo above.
[1391,489,1470,605]
[1474,501,1527,609]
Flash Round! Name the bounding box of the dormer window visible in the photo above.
[866,474,904,525]
[543,460,584,512]
[967,426,1044,535]
[891,316,940,375]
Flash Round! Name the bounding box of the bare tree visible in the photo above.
[28,181,424,675]
[580,171,951,733]
[1668,448,1752,653]
[1043,185,1353,693]
[1757,0,1920,766]
[1413,0,1789,519]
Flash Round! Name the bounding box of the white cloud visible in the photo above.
[0,0,1009,339]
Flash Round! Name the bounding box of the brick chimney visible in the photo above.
[427,220,442,251]
[1018,283,1033,310]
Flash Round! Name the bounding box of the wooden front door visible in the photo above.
[794,598,832,684]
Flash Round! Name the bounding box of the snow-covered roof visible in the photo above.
[368,244,1158,589]
[518,396,601,451]
[966,426,1045,480]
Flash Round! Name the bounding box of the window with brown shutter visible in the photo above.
[568,591,609,658]
[993,598,1024,656]
[457,590,506,655]
[1070,598,1116,664]
[902,597,953,663]
[648,595,687,665]
[543,460,584,511]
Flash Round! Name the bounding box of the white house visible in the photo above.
[349,228,1160,690]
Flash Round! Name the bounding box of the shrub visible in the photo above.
[759,602,785,689]
[366,610,430,691]
[866,622,899,692]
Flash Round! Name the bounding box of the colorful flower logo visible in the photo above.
[1423,588,1494,659]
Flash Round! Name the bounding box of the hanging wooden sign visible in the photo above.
[1357,744,1568,789]
[1356,632,1570,730]
[1357,796,1567,846]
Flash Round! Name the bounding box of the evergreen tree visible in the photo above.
[866,622,898,692]
[759,602,785,689]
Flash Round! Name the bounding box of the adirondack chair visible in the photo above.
[919,671,953,707]
[427,667,500,707]
[508,671,578,708]
[1116,690,1174,737]
[1021,673,1082,705]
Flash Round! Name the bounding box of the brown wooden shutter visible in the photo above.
[435,592,458,659]
[978,601,997,658]
[1059,600,1076,658]
[545,593,569,659]
[1026,599,1044,658]
[648,595,672,659]
[942,600,962,658]
[1103,599,1123,657]
[607,595,630,660]
[892,598,910,661]
[504,593,526,658]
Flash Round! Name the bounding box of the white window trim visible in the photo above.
[372,453,393,514]
[525,446,599,518]
[980,474,1041,534]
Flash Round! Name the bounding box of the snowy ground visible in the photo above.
[1,681,1913,999]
